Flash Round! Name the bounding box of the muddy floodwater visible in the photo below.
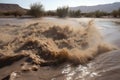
[0,17,120,80]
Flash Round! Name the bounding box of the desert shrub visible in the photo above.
[0,12,3,16]
[1,11,26,17]
[84,13,94,17]
[3,12,12,16]
[112,10,118,17]
[111,8,120,17]
[45,10,56,16]
[118,8,120,17]
[91,10,107,17]
[83,11,108,18]
[12,11,26,17]
[69,10,81,17]
[56,6,68,18]
[29,2,44,17]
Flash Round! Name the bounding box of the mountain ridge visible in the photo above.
[70,2,120,13]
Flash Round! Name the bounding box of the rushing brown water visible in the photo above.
[0,17,120,80]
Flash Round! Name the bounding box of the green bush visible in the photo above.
[56,6,68,18]
[29,3,44,17]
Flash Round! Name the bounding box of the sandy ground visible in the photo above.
[0,17,120,80]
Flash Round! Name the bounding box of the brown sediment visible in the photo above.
[0,20,117,67]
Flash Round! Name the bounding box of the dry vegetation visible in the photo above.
[28,3,44,17]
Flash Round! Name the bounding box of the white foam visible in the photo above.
[61,63,100,80]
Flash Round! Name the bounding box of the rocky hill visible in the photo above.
[0,3,26,13]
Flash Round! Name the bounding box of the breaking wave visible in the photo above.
[0,20,117,66]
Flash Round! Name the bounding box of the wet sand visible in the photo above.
[0,17,120,80]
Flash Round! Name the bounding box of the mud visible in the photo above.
[0,17,119,80]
